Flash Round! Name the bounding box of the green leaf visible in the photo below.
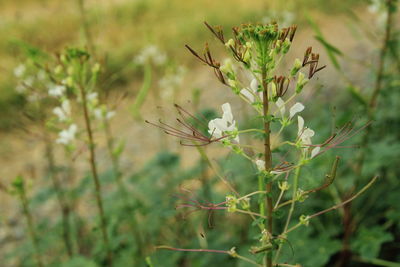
[347,85,368,107]
[351,226,394,260]
[60,256,98,267]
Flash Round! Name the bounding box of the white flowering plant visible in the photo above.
[150,22,377,267]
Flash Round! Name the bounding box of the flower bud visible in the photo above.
[225,38,235,48]
[54,65,63,75]
[226,195,238,213]
[92,63,101,73]
[220,58,233,74]
[282,38,291,54]
[295,72,309,94]
[290,58,302,76]
[278,181,290,191]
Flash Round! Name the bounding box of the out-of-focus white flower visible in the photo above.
[368,0,381,13]
[262,10,295,27]
[159,66,186,100]
[27,93,40,103]
[255,159,265,171]
[53,100,71,122]
[56,124,77,145]
[15,84,26,94]
[48,85,66,97]
[86,92,99,106]
[37,70,46,81]
[240,78,261,103]
[208,103,239,142]
[23,76,35,87]
[14,64,26,78]
[289,102,305,119]
[94,107,115,121]
[135,45,167,66]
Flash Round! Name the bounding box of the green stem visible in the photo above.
[79,85,112,266]
[261,62,273,267]
[44,139,73,257]
[274,165,301,262]
[132,63,152,120]
[19,183,43,267]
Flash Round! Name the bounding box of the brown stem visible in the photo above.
[79,85,112,266]
[262,66,273,267]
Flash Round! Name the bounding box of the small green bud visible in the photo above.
[92,63,101,73]
[295,72,309,94]
[270,82,277,98]
[290,58,302,76]
[278,181,290,191]
[225,38,235,48]
[282,38,291,54]
[296,189,308,202]
[226,195,238,213]
[299,215,310,226]
[228,247,238,257]
[54,65,63,75]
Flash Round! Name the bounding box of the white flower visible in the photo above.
[311,147,320,158]
[87,92,98,102]
[48,85,66,97]
[134,45,167,66]
[289,102,304,119]
[23,76,34,87]
[276,97,286,117]
[255,159,265,171]
[240,78,261,103]
[16,84,26,94]
[37,70,46,81]
[208,103,239,142]
[56,124,77,145]
[14,64,26,78]
[53,100,71,122]
[297,115,314,145]
[94,107,115,121]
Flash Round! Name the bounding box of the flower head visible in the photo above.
[56,124,77,145]
[48,84,66,97]
[208,103,239,143]
[53,100,71,122]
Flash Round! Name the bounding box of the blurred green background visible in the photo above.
[0,0,399,266]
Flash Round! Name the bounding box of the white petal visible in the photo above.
[311,147,320,158]
[255,159,265,171]
[240,89,255,103]
[276,98,286,117]
[221,103,234,123]
[289,102,305,118]
[250,79,258,92]
[297,116,304,135]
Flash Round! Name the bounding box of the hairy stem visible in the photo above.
[262,65,273,267]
